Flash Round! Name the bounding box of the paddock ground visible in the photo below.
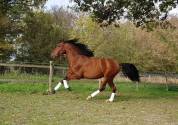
[0,81,178,125]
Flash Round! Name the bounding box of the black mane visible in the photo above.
[64,39,94,57]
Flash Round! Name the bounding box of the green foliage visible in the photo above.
[73,0,178,28]
[71,16,178,72]
[16,12,60,62]
[0,0,46,61]
[15,8,74,63]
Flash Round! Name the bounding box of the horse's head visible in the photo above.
[51,39,94,59]
[51,42,66,59]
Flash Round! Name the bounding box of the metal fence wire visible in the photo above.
[0,62,67,83]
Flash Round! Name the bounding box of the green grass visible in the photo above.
[0,72,48,80]
[0,71,63,82]
[0,71,177,99]
[0,80,177,99]
[0,82,47,94]
[0,80,178,125]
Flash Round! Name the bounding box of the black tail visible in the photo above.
[120,63,140,82]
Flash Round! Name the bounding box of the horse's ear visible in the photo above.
[73,38,80,42]
[67,38,80,43]
[59,39,64,43]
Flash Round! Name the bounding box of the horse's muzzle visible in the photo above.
[51,53,56,59]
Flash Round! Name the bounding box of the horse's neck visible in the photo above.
[66,49,81,66]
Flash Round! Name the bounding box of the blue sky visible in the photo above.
[45,0,178,16]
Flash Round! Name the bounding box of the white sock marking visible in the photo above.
[109,93,115,102]
[54,82,62,91]
[63,80,69,89]
[91,90,100,97]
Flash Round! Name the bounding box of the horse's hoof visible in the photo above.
[52,90,56,94]
[117,92,121,96]
[43,90,55,95]
[86,96,92,100]
[67,87,72,91]
[106,99,113,103]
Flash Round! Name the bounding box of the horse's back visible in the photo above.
[98,58,120,77]
[82,57,104,79]
[82,57,120,79]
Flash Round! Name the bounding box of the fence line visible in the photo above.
[0,62,178,87]
[0,62,67,70]
[0,62,177,76]
[0,62,178,81]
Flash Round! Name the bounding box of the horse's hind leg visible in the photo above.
[107,79,117,102]
[86,77,108,100]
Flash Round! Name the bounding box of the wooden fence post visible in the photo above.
[164,71,169,91]
[48,61,54,94]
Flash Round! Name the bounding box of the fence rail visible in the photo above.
[0,62,178,86]
[0,63,68,70]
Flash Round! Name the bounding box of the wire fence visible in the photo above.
[0,62,67,84]
[116,72,178,84]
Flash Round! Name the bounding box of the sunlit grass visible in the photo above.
[0,80,178,125]
[0,80,177,99]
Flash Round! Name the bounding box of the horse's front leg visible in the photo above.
[54,70,81,92]
[62,76,71,91]
[54,76,71,92]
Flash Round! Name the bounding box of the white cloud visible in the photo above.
[169,7,178,16]
[44,0,70,10]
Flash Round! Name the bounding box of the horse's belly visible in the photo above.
[84,73,103,79]
[83,69,103,79]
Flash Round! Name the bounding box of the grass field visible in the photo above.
[0,80,178,125]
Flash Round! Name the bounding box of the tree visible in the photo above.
[0,0,46,61]
[71,15,178,72]
[73,0,178,28]
[16,8,74,63]
[0,8,12,61]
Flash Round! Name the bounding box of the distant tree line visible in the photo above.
[0,0,178,72]
[71,16,178,72]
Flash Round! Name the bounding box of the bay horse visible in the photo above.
[51,39,140,102]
